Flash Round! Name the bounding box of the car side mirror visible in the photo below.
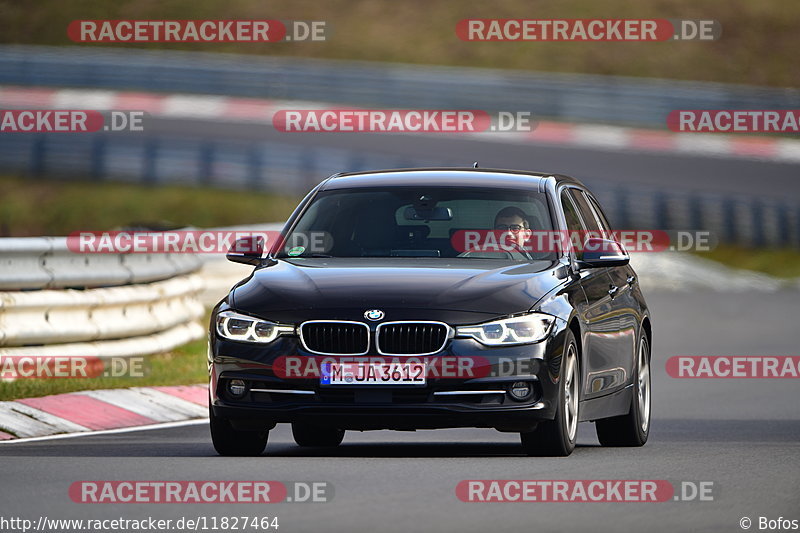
[226,236,266,266]
[576,237,630,268]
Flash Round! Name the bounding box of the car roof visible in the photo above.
[320,168,586,191]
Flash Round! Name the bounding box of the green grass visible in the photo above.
[0,175,299,236]
[0,339,208,401]
[0,0,797,87]
[693,245,800,279]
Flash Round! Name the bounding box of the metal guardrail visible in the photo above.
[0,237,205,357]
[590,185,800,249]
[1,45,799,127]
[0,275,204,346]
[1,131,798,248]
[0,237,201,290]
[0,323,204,358]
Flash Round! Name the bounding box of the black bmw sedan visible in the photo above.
[209,168,652,457]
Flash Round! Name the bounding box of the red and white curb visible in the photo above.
[0,384,207,442]
[1,85,799,164]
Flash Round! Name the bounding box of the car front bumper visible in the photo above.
[208,325,569,432]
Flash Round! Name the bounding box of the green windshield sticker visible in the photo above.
[287,246,305,257]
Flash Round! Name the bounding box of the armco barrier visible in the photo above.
[2,129,798,248]
[0,274,204,346]
[0,237,202,290]
[0,236,205,358]
[591,185,800,249]
[0,322,204,358]
[1,45,798,127]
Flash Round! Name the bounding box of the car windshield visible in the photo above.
[275,186,557,261]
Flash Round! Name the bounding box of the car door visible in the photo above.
[560,188,620,401]
[584,191,642,386]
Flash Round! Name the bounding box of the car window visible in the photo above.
[586,193,613,232]
[567,188,602,232]
[560,190,584,233]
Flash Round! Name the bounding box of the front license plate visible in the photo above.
[321,362,426,385]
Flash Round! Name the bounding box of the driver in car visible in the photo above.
[494,206,533,257]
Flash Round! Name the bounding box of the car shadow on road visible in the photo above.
[264,441,604,458]
[0,442,604,458]
[0,418,796,458]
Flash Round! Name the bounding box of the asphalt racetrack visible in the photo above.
[2,290,798,533]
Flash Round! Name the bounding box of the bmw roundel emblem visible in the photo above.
[364,309,385,321]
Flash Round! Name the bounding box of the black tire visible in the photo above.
[520,328,580,457]
[291,423,345,447]
[595,332,651,447]
[209,405,269,456]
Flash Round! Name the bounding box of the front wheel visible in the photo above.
[209,405,269,456]
[520,329,580,457]
[595,332,651,447]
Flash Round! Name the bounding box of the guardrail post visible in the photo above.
[689,195,703,231]
[199,141,214,186]
[750,200,765,247]
[143,138,158,184]
[30,135,46,177]
[90,136,106,181]
[775,204,790,247]
[301,148,317,190]
[654,191,669,230]
[722,197,737,244]
[248,145,262,189]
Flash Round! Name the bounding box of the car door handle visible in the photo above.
[626,275,636,285]
[608,285,618,297]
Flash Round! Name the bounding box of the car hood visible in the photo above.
[230,258,565,324]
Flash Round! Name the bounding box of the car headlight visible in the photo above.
[456,313,555,346]
[215,310,294,343]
